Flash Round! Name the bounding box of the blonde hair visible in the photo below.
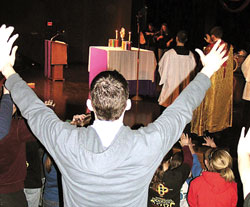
[208,149,235,182]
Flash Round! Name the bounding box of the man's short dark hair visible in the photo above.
[210,26,223,38]
[177,30,188,44]
[90,70,129,121]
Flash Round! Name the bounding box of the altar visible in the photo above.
[88,46,157,96]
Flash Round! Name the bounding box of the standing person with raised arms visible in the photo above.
[0,24,227,207]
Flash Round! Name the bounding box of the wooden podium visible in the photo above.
[45,40,67,81]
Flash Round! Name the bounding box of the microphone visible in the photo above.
[50,30,65,41]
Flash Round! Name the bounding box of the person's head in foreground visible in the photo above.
[87,70,131,121]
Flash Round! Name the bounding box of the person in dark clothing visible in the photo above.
[148,133,193,207]
[24,140,43,207]
[143,23,157,52]
[0,97,36,207]
[0,86,12,139]
[155,23,173,61]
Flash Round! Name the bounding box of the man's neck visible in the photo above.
[92,114,124,148]
[176,42,184,46]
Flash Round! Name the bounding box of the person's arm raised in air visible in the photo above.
[187,136,202,182]
[237,127,250,199]
[0,25,76,158]
[151,39,228,154]
[0,86,13,139]
[179,133,193,169]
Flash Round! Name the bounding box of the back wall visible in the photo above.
[0,0,132,65]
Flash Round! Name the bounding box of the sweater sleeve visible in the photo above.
[179,146,193,185]
[150,73,211,155]
[186,154,202,185]
[0,94,13,140]
[191,154,202,178]
[5,73,76,158]
[182,146,193,168]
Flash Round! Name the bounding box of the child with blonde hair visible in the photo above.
[188,148,237,207]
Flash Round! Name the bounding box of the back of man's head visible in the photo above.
[90,70,129,121]
[177,30,188,44]
[210,26,223,39]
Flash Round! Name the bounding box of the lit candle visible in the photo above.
[129,32,131,42]
[116,30,118,40]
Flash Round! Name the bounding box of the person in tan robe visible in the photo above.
[242,54,250,101]
[191,26,233,136]
[241,54,250,129]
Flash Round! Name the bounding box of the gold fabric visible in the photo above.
[191,45,233,136]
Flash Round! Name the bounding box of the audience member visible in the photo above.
[24,140,43,207]
[191,26,234,136]
[0,95,36,207]
[0,86,12,139]
[42,153,62,207]
[237,127,250,207]
[202,136,218,172]
[180,136,202,207]
[24,100,54,207]
[148,133,193,207]
[188,148,237,207]
[158,30,196,107]
[0,24,228,206]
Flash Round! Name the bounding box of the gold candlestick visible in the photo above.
[115,30,118,40]
[128,32,131,42]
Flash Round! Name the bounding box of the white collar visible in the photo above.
[92,116,124,148]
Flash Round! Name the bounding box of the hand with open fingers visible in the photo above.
[0,24,18,72]
[204,34,211,44]
[238,127,250,155]
[202,136,217,148]
[44,100,56,108]
[179,133,190,147]
[197,39,228,78]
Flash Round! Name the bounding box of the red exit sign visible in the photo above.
[47,21,53,26]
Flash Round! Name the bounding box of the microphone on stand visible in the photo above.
[50,30,65,41]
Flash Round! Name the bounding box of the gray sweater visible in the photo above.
[5,72,210,207]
